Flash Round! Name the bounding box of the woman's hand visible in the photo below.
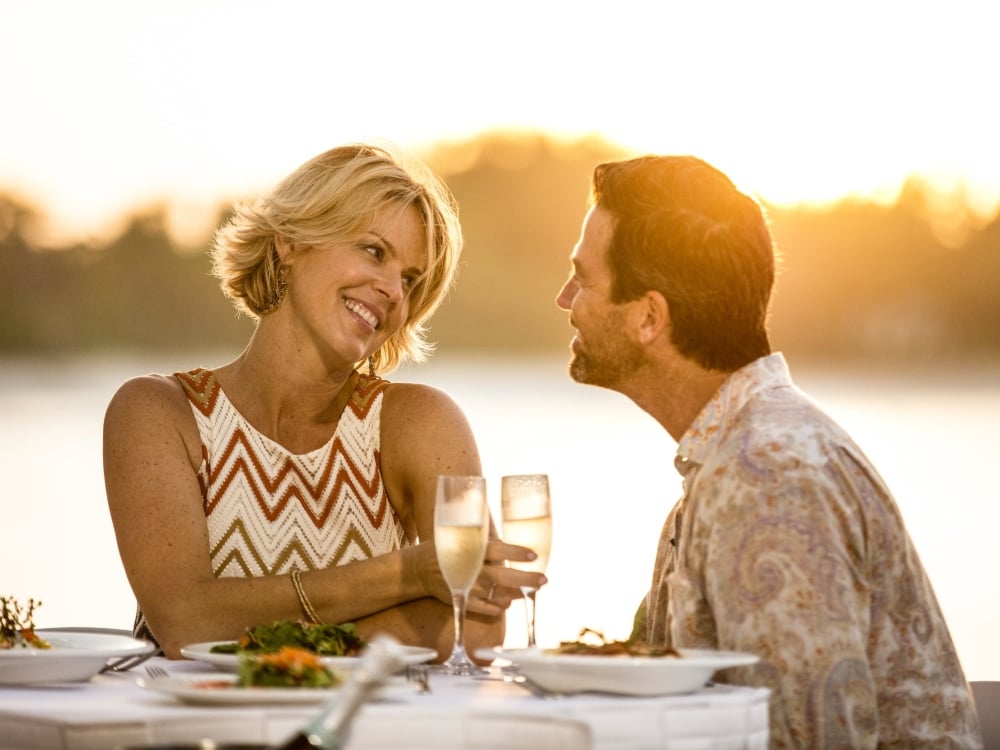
[466,539,547,615]
[413,538,546,614]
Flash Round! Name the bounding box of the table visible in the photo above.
[0,657,769,750]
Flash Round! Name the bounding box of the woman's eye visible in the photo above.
[363,244,383,260]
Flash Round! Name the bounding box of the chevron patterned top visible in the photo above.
[132,368,406,647]
[178,367,407,575]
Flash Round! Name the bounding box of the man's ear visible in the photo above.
[636,290,670,345]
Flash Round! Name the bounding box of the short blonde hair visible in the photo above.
[211,144,463,373]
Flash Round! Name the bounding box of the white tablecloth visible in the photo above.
[0,657,769,750]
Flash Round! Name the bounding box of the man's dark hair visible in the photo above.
[592,155,774,371]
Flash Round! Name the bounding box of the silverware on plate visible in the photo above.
[100,649,156,673]
[405,664,430,693]
[39,627,157,675]
[145,664,169,680]
[504,671,563,699]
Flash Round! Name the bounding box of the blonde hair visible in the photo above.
[211,144,463,373]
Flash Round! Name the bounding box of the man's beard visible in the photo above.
[568,317,644,390]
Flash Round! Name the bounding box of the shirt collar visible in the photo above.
[675,352,792,473]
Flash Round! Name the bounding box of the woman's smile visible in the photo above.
[343,296,381,331]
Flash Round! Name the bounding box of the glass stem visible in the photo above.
[522,587,538,647]
[450,590,469,660]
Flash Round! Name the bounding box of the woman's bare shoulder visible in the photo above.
[380,380,478,456]
[105,372,192,425]
[379,380,481,489]
[381,381,469,425]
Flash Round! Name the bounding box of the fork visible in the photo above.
[145,664,169,680]
[404,664,431,694]
[504,672,563,699]
[99,650,156,674]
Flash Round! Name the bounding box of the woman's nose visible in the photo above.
[375,268,405,303]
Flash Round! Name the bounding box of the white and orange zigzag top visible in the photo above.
[133,368,406,646]
[179,367,408,577]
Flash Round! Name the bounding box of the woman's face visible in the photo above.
[282,202,427,367]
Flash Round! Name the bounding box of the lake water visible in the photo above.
[2,352,998,681]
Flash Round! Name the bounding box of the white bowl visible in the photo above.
[493,647,758,696]
[0,629,154,685]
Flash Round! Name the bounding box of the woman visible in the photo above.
[104,144,543,659]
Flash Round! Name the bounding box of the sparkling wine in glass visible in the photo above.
[433,474,490,675]
[500,474,552,649]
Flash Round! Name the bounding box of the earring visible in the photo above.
[368,356,376,378]
[260,264,288,315]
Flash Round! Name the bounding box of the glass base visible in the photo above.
[429,645,489,676]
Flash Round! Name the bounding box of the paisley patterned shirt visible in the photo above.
[640,353,982,748]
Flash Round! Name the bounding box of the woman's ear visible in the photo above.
[636,290,670,345]
[275,236,293,264]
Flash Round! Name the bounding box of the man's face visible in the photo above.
[556,206,644,388]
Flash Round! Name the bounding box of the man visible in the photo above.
[555,155,981,748]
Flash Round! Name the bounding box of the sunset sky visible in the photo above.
[3,0,998,244]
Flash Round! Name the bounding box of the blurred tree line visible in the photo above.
[2,131,998,364]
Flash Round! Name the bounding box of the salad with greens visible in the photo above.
[236,646,343,688]
[210,620,366,657]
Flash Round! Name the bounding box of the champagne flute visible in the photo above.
[500,474,552,649]
[433,474,490,675]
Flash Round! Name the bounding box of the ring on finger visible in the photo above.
[486,583,497,601]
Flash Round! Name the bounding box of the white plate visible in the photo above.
[491,647,759,696]
[0,630,155,685]
[139,672,416,706]
[180,641,437,674]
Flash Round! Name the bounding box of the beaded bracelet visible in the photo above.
[290,569,325,625]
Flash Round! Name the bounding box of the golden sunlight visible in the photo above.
[3,1,998,245]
